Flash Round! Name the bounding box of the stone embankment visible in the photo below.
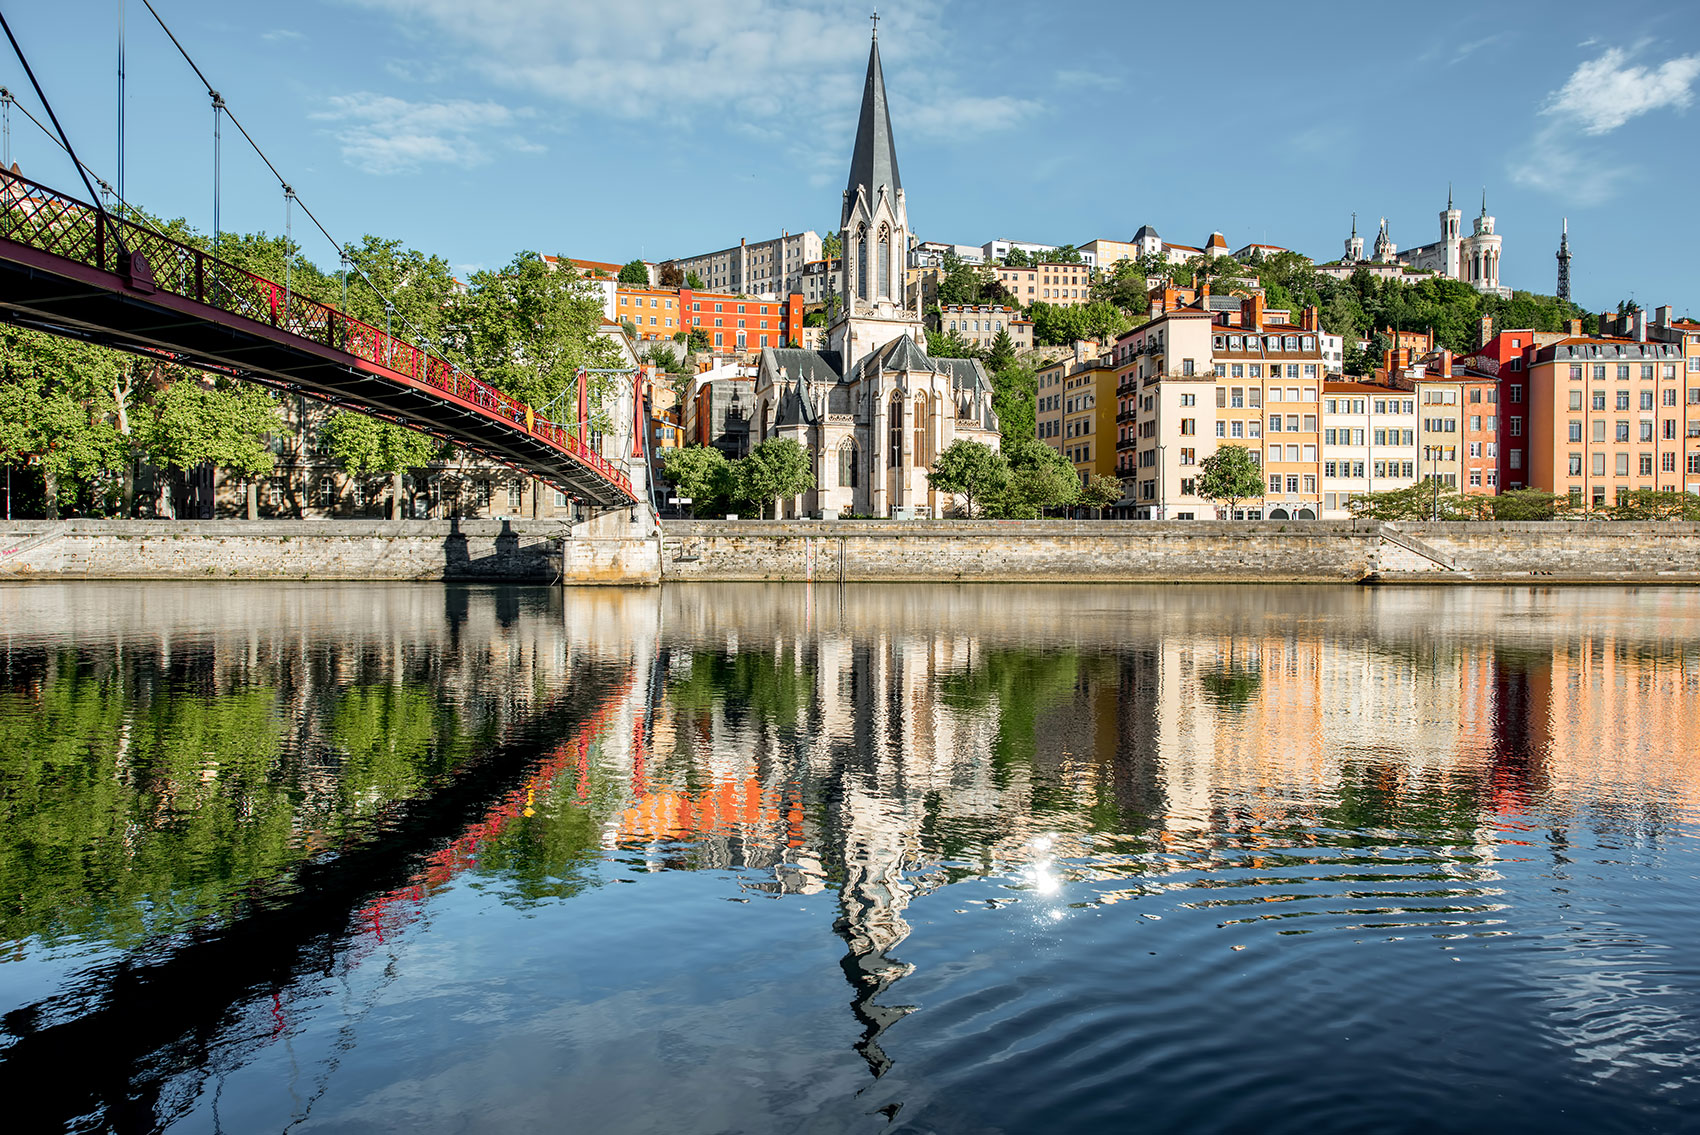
[2,517,1698,585]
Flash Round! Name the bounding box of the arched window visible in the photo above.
[888,396,904,470]
[913,397,927,468]
[877,225,891,299]
[838,439,858,488]
[857,225,868,300]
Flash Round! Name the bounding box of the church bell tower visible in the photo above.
[829,17,923,363]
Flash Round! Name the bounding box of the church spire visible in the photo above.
[1557,217,1572,302]
[844,22,901,225]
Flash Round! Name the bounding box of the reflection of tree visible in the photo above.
[330,685,456,811]
[939,649,1084,790]
[1199,664,1263,709]
[667,649,817,736]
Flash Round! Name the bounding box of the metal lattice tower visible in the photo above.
[1556,218,1572,302]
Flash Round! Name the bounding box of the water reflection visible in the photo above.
[0,583,1697,1132]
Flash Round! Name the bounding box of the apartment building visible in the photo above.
[1319,382,1418,517]
[799,257,842,307]
[1116,295,1329,519]
[680,290,804,352]
[1521,334,1689,509]
[939,304,1033,352]
[995,262,1092,307]
[615,286,684,340]
[664,230,822,298]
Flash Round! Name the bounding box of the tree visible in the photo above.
[734,437,814,518]
[927,439,1008,517]
[661,445,735,515]
[339,236,456,345]
[658,263,684,288]
[1045,244,1084,264]
[687,328,710,351]
[1346,481,1483,521]
[1489,488,1569,521]
[0,329,127,516]
[1610,489,1700,521]
[1003,247,1032,267]
[984,327,1017,373]
[1081,473,1124,516]
[139,381,279,518]
[618,259,650,285]
[936,253,985,306]
[685,270,705,289]
[992,437,1079,517]
[1196,444,1265,517]
[454,251,620,411]
[925,328,982,360]
[318,412,441,518]
[989,359,1036,448]
[822,232,842,260]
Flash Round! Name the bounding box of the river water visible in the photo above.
[1,582,1698,1133]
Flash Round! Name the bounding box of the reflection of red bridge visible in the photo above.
[0,172,635,506]
[356,675,637,942]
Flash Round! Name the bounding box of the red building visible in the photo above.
[679,290,803,353]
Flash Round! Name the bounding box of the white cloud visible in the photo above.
[262,29,305,43]
[1448,34,1503,65]
[1541,46,1700,134]
[905,94,1042,139]
[341,0,1036,139]
[1509,124,1630,206]
[313,93,540,174]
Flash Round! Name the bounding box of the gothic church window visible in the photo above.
[889,397,904,470]
[839,439,859,487]
[857,226,869,299]
[878,226,891,299]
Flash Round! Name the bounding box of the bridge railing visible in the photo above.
[0,171,632,499]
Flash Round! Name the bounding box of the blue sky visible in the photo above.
[5,1,1697,314]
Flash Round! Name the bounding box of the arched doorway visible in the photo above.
[1269,507,1290,520]
[1295,507,1316,520]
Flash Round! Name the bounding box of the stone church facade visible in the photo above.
[752,27,1000,518]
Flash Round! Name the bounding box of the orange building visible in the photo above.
[615,286,684,340]
[680,289,803,353]
[1520,334,1689,509]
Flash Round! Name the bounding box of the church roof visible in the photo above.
[763,346,844,384]
[1133,224,1160,241]
[845,33,901,218]
[773,379,821,428]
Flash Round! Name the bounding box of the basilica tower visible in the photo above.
[828,22,924,363]
[1440,185,1463,280]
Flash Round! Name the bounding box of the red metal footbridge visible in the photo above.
[0,170,637,507]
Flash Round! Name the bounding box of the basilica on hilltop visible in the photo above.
[751,25,1001,518]
[1339,188,1511,298]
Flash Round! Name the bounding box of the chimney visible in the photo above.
[1478,314,1493,348]
[1200,278,1211,306]
[1634,310,1647,342]
[1301,304,1319,332]
[1655,304,1673,329]
[1396,346,1412,371]
[1382,348,1395,376]
[1439,348,1453,377]
[1244,293,1265,329]
[1568,318,1582,337]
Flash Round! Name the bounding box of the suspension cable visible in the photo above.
[0,82,170,234]
[138,0,452,361]
[0,11,114,225]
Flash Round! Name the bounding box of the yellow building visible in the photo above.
[1039,348,1117,482]
[616,286,683,340]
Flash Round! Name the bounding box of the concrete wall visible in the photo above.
[4,518,1698,585]
[0,520,565,581]
[660,520,1700,585]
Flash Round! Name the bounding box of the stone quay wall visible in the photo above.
[659,520,1700,585]
[0,519,567,581]
[3,518,1698,585]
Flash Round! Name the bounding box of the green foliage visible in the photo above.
[1489,488,1569,521]
[803,310,828,328]
[936,253,987,307]
[984,327,1017,372]
[991,437,1080,517]
[141,381,279,479]
[734,437,815,514]
[454,251,620,410]
[821,232,842,260]
[1196,444,1265,512]
[1003,247,1032,267]
[1346,481,1487,521]
[661,444,735,513]
[1044,244,1084,264]
[687,328,710,351]
[618,259,650,285]
[927,439,1008,517]
[1081,473,1124,511]
[658,263,684,288]
[339,235,457,343]
[685,270,705,289]
[1200,664,1262,709]
[989,359,1036,447]
[925,328,983,360]
[0,329,127,511]
[622,321,639,340]
[1609,489,1700,521]
[318,411,440,476]
[1027,300,1129,346]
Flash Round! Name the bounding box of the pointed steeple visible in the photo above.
[1447,182,1453,210]
[1480,187,1487,216]
[844,26,901,224]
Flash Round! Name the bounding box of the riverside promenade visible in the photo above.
[4,518,1700,586]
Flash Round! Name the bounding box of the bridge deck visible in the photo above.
[0,173,636,506]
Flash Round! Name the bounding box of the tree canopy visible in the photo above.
[618,260,650,285]
[1196,445,1264,514]
[927,439,1007,517]
[734,437,815,516]
[455,251,621,410]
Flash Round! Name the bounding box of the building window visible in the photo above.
[838,439,858,488]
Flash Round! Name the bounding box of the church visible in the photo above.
[751,24,1001,518]
[1341,188,1511,298]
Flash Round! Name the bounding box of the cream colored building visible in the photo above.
[994,262,1091,307]
[939,304,1032,352]
[1319,381,1418,517]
